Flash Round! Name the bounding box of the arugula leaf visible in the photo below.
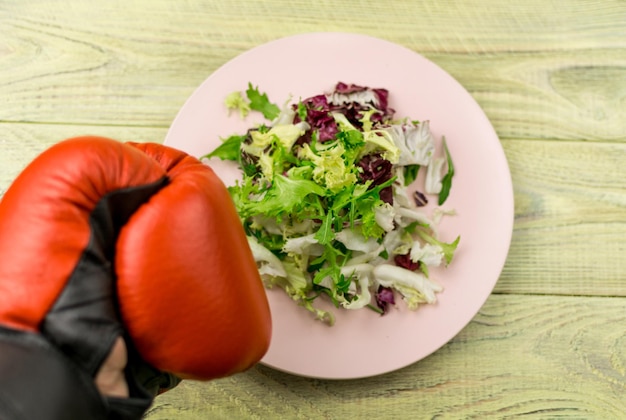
[330,184,357,213]
[403,164,420,186]
[313,266,338,286]
[315,211,336,246]
[203,134,245,161]
[438,137,455,205]
[335,273,351,294]
[296,101,308,121]
[246,83,280,120]
[311,245,343,285]
[249,229,286,252]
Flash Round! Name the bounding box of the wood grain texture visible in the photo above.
[498,139,626,296]
[1,1,625,140]
[144,294,626,419]
[0,0,625,418]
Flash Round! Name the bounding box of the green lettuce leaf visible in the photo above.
[203,134,245,161]
[416,229,460,266]
[243,174,326,218]
[438,137,455,205]
[246,83,280,120]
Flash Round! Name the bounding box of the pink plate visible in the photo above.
[164,32,514,379]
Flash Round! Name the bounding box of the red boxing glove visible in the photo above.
[0,136,271,419]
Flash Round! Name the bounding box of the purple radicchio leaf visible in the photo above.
[334,82,367,94]
[331,82,394,123]
[308,109,338,142]
[375,285,395,314]
[304,94,329,110]
[357,153,394,204]
[294,94,338,143]
[394,253,420,271]
[357,153,393,186]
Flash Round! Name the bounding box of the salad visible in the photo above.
[205,82,459,325]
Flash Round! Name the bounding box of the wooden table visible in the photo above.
[1,1,625,418]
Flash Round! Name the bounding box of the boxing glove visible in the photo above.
[0,136,271,419]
